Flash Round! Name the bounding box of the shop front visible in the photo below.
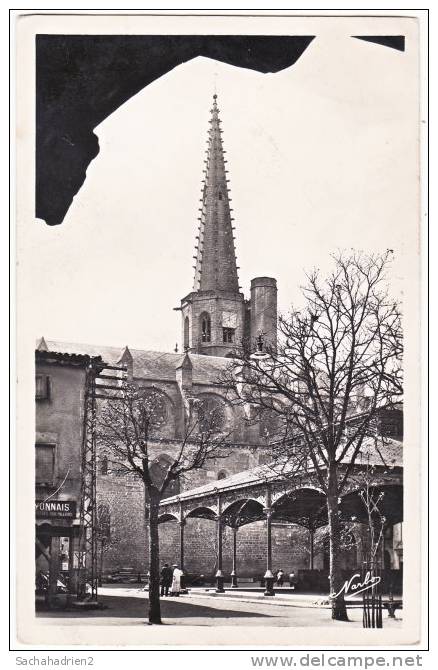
[35,499,80,606]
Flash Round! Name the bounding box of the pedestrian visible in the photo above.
[170,564,183,597]
[276,569,284,587]
[160,563,173,597]
[289,570,298,590]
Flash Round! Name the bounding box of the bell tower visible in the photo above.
[180,94,245,357]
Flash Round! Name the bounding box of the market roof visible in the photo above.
[160,435,403,506]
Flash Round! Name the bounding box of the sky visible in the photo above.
[26,34,417,353]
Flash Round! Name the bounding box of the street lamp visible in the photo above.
[251,334,270,361]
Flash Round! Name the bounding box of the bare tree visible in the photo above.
[96,383,233,624]
[223,250,402,621]
[349,452,392,628]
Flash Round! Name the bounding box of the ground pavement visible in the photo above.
[36,585,403,629]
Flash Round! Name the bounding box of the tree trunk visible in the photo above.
[147,488,162,624]
[326,464,349,621]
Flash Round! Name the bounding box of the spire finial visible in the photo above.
[191,95,240,294]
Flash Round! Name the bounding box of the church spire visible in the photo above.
[193,94,240,293]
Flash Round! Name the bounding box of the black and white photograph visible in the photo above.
[13,10,426,650]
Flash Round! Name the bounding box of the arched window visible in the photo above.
[184,316,190,350]
[100,455,108,475]
[217,470,227,480]
[200,312,211,343]
[143,389,169,435]
[198,396,227,434]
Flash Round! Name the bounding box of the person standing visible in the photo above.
[160,563,173,597]
[289,571,298,590]
[276,569,284,587]
[170,564,183,597]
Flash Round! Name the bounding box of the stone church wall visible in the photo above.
[98,467,314,578]
[96,436,268,575]
[97,472,148,573]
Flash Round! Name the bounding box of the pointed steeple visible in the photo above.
[118,345,133,380]
[118,345,133,364]
[179,95,247,356]
[37,336,48,352]
[193,94,240,293]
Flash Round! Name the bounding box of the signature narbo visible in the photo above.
[331,571,381,600]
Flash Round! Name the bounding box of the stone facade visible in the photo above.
[35,348,94,590]
[181,289,246,358]
[35,353,85,502]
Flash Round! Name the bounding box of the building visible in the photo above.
[35,94,403,594]
[35,346,103,597]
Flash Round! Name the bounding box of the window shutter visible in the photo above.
[35,444,55,484]
[35,375,51,400]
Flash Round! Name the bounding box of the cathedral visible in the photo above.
[35,95,403,593]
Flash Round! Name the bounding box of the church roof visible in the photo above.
[192,94,240,293]
[38,339,231,385]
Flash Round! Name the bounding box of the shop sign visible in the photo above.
[35,500,77,519]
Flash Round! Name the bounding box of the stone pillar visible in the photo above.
[231,527,238,588]
[179,520,185,572]
[264,491,275,596]
[215,494,225,592]
[309,528,314,570]
[178,518,187,592]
